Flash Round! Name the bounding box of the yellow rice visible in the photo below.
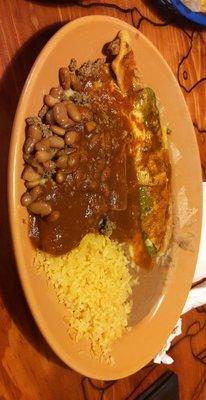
[35,233,137,364]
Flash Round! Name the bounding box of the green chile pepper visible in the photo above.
[135,88,160,133]
[138,186,153,217]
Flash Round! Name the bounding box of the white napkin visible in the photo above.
[154,183,206,364]
[181,0,202,12]
[162,0,203,12]
[193,182,206,283]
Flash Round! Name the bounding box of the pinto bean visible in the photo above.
[50,86,64,100]
[65,101,81,122]
[56,149,65,157]
[28,201,52,217]
[30,185,43,201]
[49,135,65,149]
[45,109,56,125]
[27,125,42,141]
[56,147,76,157]
[69,58,77,72]
[56,171,66,184]
[64,118,75,129]
[22,166,41,182]
[43,161,56,172]
[35,138,50,151]
[59,67,71,90]
[53,102,70,127]
[44,94,59,107]
[50,125,65,136]
[86,121,97,132]
[23,137,36,154]
[65,130,80,146]
[35,150,52,163]
[25,180,40,189]
[38,104,49,119]
[29,158,45,175]
[56,155,68,169]
[70,73,82,91]
[21,192,32,207]
[47,210,60,222]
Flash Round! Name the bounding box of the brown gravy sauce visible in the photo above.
[30,64,152,267]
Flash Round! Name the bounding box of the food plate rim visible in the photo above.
[8,15,202,379]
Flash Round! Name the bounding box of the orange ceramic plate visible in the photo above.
[8,16,202,380]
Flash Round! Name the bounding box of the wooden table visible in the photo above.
[0,1,205,399]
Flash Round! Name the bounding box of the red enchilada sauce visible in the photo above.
[29,59,152,267]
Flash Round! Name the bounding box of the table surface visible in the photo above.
[0,1,206,399]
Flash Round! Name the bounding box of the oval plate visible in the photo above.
[8,16,202,380]
[171,0,206,26]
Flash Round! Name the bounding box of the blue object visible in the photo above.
[171,0,206,26]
